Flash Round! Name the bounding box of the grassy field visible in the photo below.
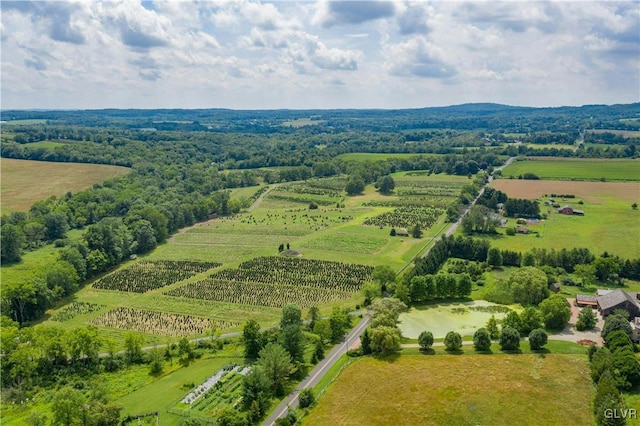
[589,129,640,138]
[500,158,639,181]
[486,181,640,258]
[303,354,593,426]
[1,158,130,213]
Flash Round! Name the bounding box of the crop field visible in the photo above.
[303,354,593,426]
[500,158,639,181]
[589,129,640,138]
[90,307,238,337]
[35,172,464,343]
[165,256,373,308]
[491,180,640,203]
[92,260,222,293]
[484,180,640,257]
[0,158,130,213]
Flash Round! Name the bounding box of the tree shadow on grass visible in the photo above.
[444,349,464,355]
[373,353,401,363]
[531,348,550,355]
[418,348,436,355]
[500,349,523,354]
[474,349,494,355]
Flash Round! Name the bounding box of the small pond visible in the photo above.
[398,300,516,339]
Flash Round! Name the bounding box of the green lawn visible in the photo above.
[463,196,640,258]
[501,158,640,181]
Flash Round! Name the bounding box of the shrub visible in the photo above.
[418,331,434,351]
[473,328,492,351]
[499,326,520,351]
[444,331,462,352]
[528,328,548,350]
[298,389,315,408]
[505,227,516,236]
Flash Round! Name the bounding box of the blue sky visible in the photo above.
[1,1,638,109]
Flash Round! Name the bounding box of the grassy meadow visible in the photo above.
[1,158,130,213]
[303,354,593,426]
[486,180,640,258]
[501,158,639,181]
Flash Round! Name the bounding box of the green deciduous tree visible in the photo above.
[299,388,315,408]
[376,175,395,194]
[576,307,597,331]
[369,326,401,355]
[1,224,24,264]
[280,304,302,328]
[52,386,85,426]
[539,295,571,330]
[345,176,365,196]
[508,267,549,305]
[329,307,351,343]
[502,311,522,334]
[520,307,544,335]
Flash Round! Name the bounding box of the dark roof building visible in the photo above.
[597,289,640,317]
[576,294,598,307]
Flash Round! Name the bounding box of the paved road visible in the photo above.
[419,156,517,259]
[262,314,370,426]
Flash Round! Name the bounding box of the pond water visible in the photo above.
[398,300,515,339]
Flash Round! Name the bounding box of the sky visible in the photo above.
[1,0,638,110]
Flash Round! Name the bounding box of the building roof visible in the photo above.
[597,289,640,311]
[577,294,598,304]
[597,289,614,296]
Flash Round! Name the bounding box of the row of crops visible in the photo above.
[165,257,373,308]
[51,302,105,322]
[363,206,444,229]
[90,307,238,337]
[165,280,353,308]
[92,260,222,293]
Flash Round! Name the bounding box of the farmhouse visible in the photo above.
[557,205,585,215]
[597,289,640,317]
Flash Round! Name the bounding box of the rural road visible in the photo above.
[419,156,517,259]
[262,314,371,426]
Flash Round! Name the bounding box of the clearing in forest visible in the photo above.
[303,354,593,426]
[500,158,639,181]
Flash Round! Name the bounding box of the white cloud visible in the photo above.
[0,1,637,109]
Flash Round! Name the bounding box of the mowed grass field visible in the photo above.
[303,354,593,426]
[336,153,443,162]
[485,180,639,258]
[501,158,639,181]
[1,158,130,213]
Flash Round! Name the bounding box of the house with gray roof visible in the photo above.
[597,289,640,317]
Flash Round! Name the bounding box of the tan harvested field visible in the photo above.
[491,179,640,203]
[304,354,593,426]
[1,158,130,212]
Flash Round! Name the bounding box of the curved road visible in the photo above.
[262,315,370,426]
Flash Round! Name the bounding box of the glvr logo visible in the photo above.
[604,409,637,419]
